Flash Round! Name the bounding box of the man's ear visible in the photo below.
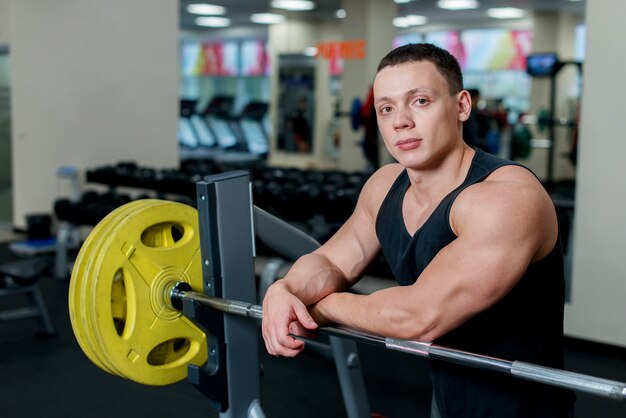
[457,90,472,122]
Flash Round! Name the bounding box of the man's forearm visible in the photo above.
[277,253,349,306]
[309,292,368,330]
[311,287,436,341]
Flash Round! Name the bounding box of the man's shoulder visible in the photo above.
[454,164,553,229]
[371,163,405,181]
[483,163,543,189]
[367,163,405,195]
[357,163,405,213]
[452,163,557,259]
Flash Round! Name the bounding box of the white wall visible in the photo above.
[564,0,626,347]
[9,0,179,228]
[0,0,8,45]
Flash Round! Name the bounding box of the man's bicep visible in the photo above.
[415,188,550,337]
[314,165,401,284]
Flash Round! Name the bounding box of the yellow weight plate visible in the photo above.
[83,200,175,377]
[74,200,161,376]
[72,201,158,375]
[70,200,159,375]
[80,200,166,376]
[86,200,207,385]
[89,201,207,385]
[69,202,139,374]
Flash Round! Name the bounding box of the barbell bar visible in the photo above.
[170,282,626,402]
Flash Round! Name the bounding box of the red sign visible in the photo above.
[316,40,366,60]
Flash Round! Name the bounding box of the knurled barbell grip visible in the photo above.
[170,285,626,402]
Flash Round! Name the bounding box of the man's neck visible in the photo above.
[405,144,475,208]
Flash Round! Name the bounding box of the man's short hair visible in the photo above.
[376,43,463,95]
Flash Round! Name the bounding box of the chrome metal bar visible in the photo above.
[386,339,512,374]
[512,361,626,401]
[184,291,263,320]
[172,288,626,402]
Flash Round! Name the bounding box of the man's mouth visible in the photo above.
[396,138,421,151]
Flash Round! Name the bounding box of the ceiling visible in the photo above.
[179,0,586,32]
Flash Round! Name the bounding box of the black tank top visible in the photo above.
[375,149,575,417]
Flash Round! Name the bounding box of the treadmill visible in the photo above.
[234,101,269,157]
[178,99,199,149]
[202,95,239,150]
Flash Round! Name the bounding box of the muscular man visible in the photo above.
[262,43,575,417]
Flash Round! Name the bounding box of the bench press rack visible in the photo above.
[182,171,371,418]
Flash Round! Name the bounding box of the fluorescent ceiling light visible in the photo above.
[393,15,428,28]
[187,3,226,15]
[392,17,409,28]
[271,0,315,11]
[251,13,285,24]
[195,16,231,27]
[393,17,410,28]
[487,7,525,19]
[437,0,479,10]
[335,9,347,19]
[405,15,427,25]
[394,0,414,3]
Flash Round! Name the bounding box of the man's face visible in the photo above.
[373,60,468,169]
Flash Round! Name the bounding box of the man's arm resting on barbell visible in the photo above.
[308,172,557,342]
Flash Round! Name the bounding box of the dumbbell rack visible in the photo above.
[182,171,370,418]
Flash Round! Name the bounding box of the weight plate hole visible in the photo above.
[147,338,191,366]
[111,269,127,337]
[141,222,185,248]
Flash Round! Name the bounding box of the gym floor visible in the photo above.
[1,242,626,418]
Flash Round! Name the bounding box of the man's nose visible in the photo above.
[393,107,414,130]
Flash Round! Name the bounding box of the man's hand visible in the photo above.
[262,282,318,357]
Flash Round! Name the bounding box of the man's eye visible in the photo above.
[414,98,429,106]
[380,106,393,114]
